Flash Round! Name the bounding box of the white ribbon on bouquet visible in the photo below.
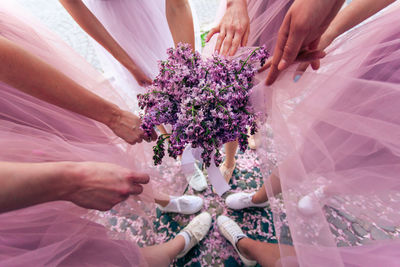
[181,145,230,196]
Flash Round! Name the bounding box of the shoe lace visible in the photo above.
[222,221,242,241]
[240,193,253,205]
[187,223,207,242]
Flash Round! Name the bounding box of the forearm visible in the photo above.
[0,162,75,213]
[325,0,395,41]
[226,0,247,7]
[59,0,136,69]
[0,36,120,126]
[166,0,195,49]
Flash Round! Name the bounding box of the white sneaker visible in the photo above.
[177,212,212,258]
[157,195,203,215]
[217,216,256,266]
[226,192,268,210]
[187,163,208,192]
[297,186,325,215]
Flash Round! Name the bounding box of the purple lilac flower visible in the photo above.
[137,43,269,167]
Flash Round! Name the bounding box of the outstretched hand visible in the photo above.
[295,32,335,75]
[108,110,157,145]
[265,0,344,85]
[206,0,250,57]
[64,162,150,211]
[126,63,153,87]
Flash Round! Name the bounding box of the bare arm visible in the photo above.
[296,0,396,73]
[0,37,153,144]
[323,0,395,43]
[0,161,150,213]
[0,36,118,126]
[59,0,152,85]
[0,162,71,212]
[166,0,195,49]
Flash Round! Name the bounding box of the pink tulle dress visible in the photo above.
[250,2,400,266]
[0,2,185,266]
[208,0,400,266]
[82,0,175,112]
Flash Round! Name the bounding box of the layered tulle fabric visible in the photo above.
[82,0,175,112]
[251,3,400,266]
[0,202,146,266]
[0,2,185,266]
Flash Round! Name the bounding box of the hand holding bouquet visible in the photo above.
[138,43,268,167]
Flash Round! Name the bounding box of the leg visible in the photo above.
[252,172,282,203]
[156,125,168,136]
[140,236,185,266]
[165,0,195,49]
[218,215,296,267]
[224,140,238,168]
[154,194,170,207]
[237,238,296,267]
[220,140,238,183]
[142,212,211,266]
[225,173,281,210]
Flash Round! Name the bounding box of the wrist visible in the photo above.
[100,103,122,129]
[227,0,247,8]
[43,162,81,201]
[321,28,337,49]
[112,49,136,71]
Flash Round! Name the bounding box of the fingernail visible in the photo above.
[278,59,287,71]
[294,74,301,82]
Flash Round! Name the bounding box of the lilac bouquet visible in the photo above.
[138,43,269,167]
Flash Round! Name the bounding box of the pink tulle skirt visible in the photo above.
[82,0,175,112]
[0,2,184,266]
[251,2,400,266]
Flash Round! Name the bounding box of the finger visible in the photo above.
[296,50,325,62]
[120,193,130,201]
[308,37,320,51]
[142,76,153,86]
[130,184,144,195]
[221,30,234,57]
[214,29,226,54]
[258,58,272,73]
[151,129,158,141]
[266,16,291,85]
[127,139,136,145]
[128,172,150,184]
[205,27,219,43]
[278,23,306,71]
[296,62,310,73]
[143,133,153,143]
[139,131,148,141]
[241,25,250,47]
[229,33,242,56]
[311,59,320,70]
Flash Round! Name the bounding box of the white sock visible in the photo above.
[177,231,191,251]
